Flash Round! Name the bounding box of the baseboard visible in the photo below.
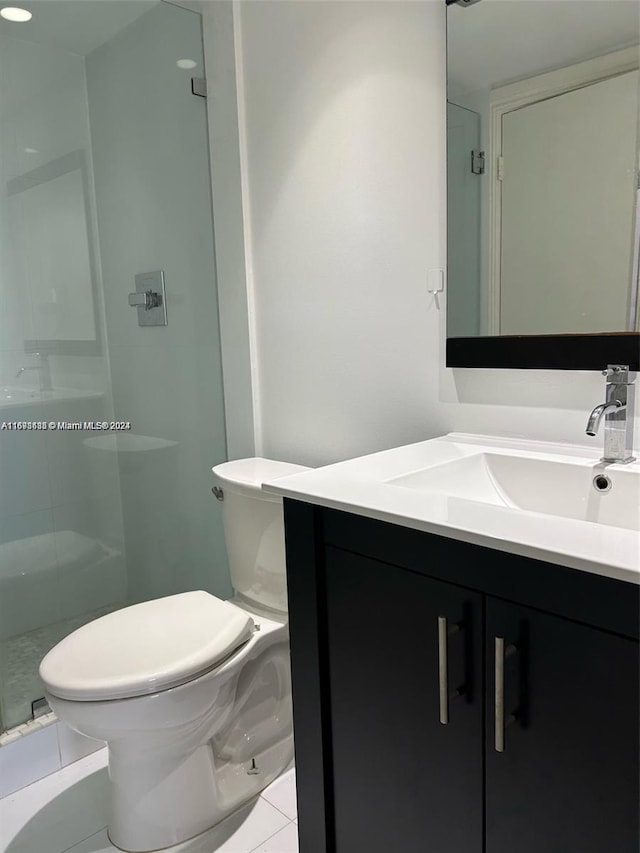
[0,715,104,798]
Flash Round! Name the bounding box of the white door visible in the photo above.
[499,70,638,335]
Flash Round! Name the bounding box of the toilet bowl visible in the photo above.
[39,458,309,853]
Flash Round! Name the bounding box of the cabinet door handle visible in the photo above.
[438,616,463,725]
[494,636,517,752]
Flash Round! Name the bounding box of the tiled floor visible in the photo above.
[0,748,298,853]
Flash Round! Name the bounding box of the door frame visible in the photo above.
[487,46,638,335]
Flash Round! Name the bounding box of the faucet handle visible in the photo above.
[603,364,630,383]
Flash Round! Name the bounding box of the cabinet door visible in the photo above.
[324,547,483,852]
[486,598,639,853]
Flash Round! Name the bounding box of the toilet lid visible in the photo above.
[39,591,254,701]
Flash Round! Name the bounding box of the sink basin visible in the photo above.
[263,433,640,583]
[387,452,639,532]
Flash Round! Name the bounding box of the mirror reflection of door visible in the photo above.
[446,0,640,343]
[447,103,482,337]
[499,70,639,336]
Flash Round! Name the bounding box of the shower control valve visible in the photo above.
[128,290,162,310]
[129,271,168,327]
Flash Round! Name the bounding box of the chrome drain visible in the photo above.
[592,474,612,493]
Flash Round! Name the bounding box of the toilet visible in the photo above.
[39,458,310,853]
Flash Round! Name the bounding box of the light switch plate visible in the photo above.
[427,269,445,294]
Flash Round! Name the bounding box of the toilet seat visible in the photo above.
[40,591,254,701]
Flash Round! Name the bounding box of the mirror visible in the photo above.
[7,150,101,355]
[446,0,640,369]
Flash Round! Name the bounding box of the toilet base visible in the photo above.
[107,733,294,852]
[43,603,292,853]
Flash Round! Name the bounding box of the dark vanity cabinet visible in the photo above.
[485,599,639,853]
[284,501,640,853]
[325,547,483,853]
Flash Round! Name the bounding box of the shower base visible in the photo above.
[0,605,122,732]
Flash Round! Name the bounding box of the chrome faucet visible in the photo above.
[15,352,53,392]
[586,365,635,463]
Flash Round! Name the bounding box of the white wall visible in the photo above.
[231,0,639,468]
[235,0,445,465]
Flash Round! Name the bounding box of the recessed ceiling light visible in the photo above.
[24,147,38,154]
[1,7,33,22]
[176,59,197,70]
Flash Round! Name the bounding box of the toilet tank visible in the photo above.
[212,458,311,614]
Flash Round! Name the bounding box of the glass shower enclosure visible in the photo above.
[0,0,229,732]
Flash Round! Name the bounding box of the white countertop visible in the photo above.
[264,433,640,585]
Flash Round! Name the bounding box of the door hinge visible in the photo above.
[191,77,207,98]
[32,697,51,720]
[496,155,504,181]
[471,149,485,175]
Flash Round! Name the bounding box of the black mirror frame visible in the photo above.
[446,334,640,371]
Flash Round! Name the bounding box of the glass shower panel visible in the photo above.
[0,10,125,731]
[86,1,229,607]
[0,1,229,732]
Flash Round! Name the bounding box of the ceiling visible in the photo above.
[448,0,640,96]
[0,0,158,56]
